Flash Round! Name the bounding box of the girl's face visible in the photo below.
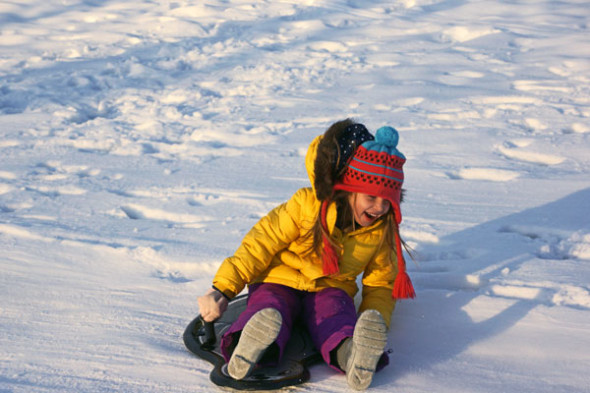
[348,192,391,227]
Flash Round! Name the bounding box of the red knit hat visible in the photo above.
[323,126,415,299]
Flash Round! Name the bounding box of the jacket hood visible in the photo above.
[305,121,374,202]
[305,135,323,196]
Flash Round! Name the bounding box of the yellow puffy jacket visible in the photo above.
[212,136,397,326]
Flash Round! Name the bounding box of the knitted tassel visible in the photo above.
[392,224,416,299]
[320,200,340,275]
[393,271,415,299]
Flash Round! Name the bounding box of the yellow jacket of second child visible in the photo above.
[212,136,398,327]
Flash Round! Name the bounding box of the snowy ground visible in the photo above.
[1,0,589,392]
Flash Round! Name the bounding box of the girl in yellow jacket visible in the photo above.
[197,119,414,390]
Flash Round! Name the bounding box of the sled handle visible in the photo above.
[199,317,217,349]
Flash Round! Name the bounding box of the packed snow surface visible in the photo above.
[1,1,589,392]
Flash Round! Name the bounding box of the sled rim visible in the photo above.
[183,310,311,390]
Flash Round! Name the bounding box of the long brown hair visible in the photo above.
[308,190,350,259]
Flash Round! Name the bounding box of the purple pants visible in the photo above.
[220,283,388,372]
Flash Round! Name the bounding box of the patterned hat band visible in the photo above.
[348,155,404,185]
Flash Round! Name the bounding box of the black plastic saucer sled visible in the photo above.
[183,295,322,390]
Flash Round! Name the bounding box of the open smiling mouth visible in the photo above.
[365,212,380,220]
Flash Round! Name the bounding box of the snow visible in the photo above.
[1,0,589,392]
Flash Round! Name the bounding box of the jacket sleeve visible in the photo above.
[212,189,306,299]
[358,239,397,328]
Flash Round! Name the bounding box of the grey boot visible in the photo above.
[344,309,388,390]
[227,308,282,380]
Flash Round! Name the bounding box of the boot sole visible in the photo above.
[347,310,387,390]
[227,308,282,380]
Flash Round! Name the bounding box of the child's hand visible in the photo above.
[197,288,228,322]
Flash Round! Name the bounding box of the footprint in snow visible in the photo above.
[496,140,565,166]
[152,269,192,283]
[0,140,21,149]
[564,122,590,134]
[26,185,87,197]
[498,225,590,261]
[33,161,101,178]
[120,203,212,229]
[0,173,16,196]
[447,167,520,182]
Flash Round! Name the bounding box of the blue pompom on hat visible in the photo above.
[361,126,405,159]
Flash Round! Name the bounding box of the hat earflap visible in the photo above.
[320,200,340,275]
[392,220,416,299]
